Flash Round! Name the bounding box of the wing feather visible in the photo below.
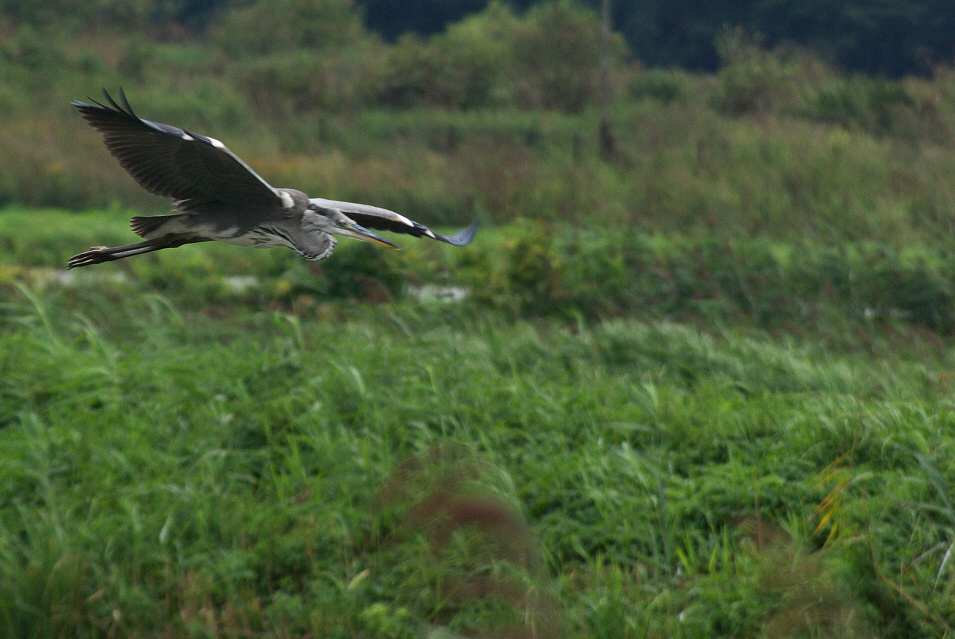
[73,89,280,208]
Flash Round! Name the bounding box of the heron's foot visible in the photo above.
[68,246,111,268]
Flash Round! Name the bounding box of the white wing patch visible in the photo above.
[209,137,226,149]
[393,213,415,227]
[181,133,194,141]
[280,191,295,209]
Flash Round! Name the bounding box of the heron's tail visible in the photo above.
[130,214,186,238]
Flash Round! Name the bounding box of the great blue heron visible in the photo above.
[68,90,478,268]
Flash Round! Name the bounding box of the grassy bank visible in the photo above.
[4,208,955,339]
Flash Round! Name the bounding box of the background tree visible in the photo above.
[352,0,955,77]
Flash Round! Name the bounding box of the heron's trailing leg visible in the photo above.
[68,236,205,269]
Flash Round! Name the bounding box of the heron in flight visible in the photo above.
[68,90,478,268]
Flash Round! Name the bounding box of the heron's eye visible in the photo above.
[336,220,348,228]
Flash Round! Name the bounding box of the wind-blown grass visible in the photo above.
[1,274,954,637]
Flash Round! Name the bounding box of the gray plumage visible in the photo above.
[68,89,478,268]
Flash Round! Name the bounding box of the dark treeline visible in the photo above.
[5,0,955,77]
[361,0,955,77]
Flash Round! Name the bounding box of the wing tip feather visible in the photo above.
[440,221,480,246]
[71,88,139,122]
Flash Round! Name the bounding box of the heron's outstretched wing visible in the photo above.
[311,198,479,247]
[73,89,281,208]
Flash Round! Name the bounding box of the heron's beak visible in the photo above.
[341,223,399,249]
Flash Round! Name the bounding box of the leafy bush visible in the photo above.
[710,27,828,116]
[457,219,566,315]
[806,75,921,136]
[628,68,691,104]
[213,0,365,56]
[374,0,623,113]
[375,34,445,108]
[286,241,404,303]
[215,0,382,115]
[510,0,625,112]
[427,5,514,109]
[855,248,955,332]
[231,48,381,114]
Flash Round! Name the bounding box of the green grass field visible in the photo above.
[2,209,955,638]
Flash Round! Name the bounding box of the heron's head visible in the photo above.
[306,205,398,249]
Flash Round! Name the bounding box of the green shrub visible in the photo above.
[232,49,379,114]
[216,0,383,114]
[0,24,65,71]
[427,3,515,110]
[375,34,447,108]
[373,0,624,113]
[628,68,691,104]
[806,75,919,136]
[511,1,625,113]
[710,27,827,116]
[856,248,955,332]
[213,0,366,57]
[457,219,566,315]
[288,242,404,303]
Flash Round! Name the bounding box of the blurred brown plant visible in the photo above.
[378,443,564,639]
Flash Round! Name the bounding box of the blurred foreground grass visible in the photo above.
[2,208,955,637]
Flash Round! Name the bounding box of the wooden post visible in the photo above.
[599,0,616,158]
